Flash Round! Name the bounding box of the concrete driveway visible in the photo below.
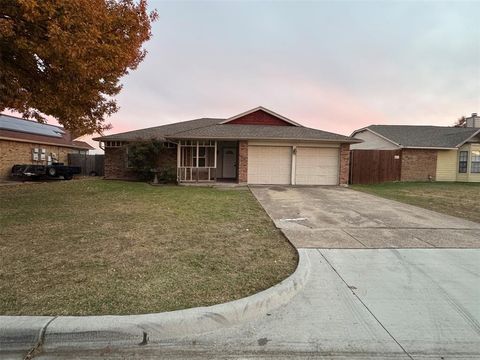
[251,186,480,248]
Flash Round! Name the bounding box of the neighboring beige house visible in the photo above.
[0,114,93,180]
[351,113,480,182]
[94,107,361,185]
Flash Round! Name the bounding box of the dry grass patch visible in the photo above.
[0,180,297,315]
[351,182,480,223]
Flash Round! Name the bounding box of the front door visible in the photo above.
[222,148,237,178]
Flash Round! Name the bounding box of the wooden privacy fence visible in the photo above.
[350,150,402,184]
[68,153,104,176]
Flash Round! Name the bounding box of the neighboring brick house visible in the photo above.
[351,114,480,182]
[0,114,93,180]
[94,106,360,185]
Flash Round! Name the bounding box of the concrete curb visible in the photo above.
[0,250,310,353]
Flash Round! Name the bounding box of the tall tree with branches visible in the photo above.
[0,0,157,136]
[453,116,467,128]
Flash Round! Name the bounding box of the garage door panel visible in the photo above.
[296,147,339,185]
[248,146,291,184]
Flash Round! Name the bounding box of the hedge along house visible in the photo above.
[351,113,480,182]
[94,107,360,185]
[0,113,94,180]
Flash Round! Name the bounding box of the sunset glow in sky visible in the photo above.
[63,1,480,148]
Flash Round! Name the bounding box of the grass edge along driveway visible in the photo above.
[0,180,297,316]
[351,181,480,223]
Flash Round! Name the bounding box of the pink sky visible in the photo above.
[7,1,480,152]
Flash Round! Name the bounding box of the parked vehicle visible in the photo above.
[11,163,81,181]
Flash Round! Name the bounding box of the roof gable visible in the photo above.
[351,129,400,150]
[220,107,300,126]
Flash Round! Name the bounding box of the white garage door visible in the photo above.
[248,146,292,184]
[295,147,339,185]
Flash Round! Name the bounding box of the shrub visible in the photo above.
[127,139,176,182]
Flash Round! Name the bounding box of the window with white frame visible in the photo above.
[459,151,468,173]
[471,150,480,173]
[104,141,125,147]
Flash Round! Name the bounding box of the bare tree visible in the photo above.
[453,116,467,128]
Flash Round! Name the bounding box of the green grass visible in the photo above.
[0,179,297,315]
[351,182,480,223]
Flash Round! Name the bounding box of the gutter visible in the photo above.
[402,146,458,150]
[0,136,93,151]
[164,136,361,143]
[93,137,361,144]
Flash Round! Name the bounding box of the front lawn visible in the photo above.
[0,180,297,315]
[351,182,480,223]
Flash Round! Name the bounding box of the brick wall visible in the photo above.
[104,146,177,180]
[401,149,437,181]
[238,140,248,183]
[104,147,135,179]
[0,139,79,180]
[227,110,293,126]
[339,144,350,185]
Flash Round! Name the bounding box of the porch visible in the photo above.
[176,140,240,183]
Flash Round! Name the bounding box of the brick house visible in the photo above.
[0,114,94,180]
[94,107,360,185]
[351,114,480,182]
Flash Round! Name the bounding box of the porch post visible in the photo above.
[177,141,181,182]
[196,140,199,182]
[214,141,217,168]
[214,141,217,181]
[291,146,296,185]
[196,141,199,168]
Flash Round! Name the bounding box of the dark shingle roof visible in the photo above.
[362,125,480,148]
[171,123,354,142]
[93,118,221,141]
[94,117,358,143]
